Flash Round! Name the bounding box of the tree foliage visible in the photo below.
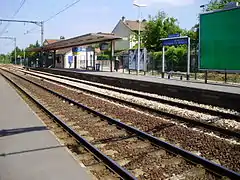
[142,11,182,52]
[206,0,240,11]
[0,54,11,64]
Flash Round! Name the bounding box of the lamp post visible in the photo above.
[133,1,146,75]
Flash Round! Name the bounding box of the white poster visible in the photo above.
[128,48,147,70]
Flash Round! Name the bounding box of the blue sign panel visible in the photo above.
[72,47,86,55]
[163,38,188,46]
[168,33,180,38]
[68,56,73,64]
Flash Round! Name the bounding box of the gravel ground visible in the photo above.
[17,69,240,131]
[4,69,240,173]
[4,72,220,180]
[23,68,240,116]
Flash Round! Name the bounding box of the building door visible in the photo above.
[74,56,77,69]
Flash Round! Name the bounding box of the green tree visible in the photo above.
[10,47,24,63]
[206,0,240,11]
[142,11,182,52]
[0,54,12,64]
[25,41,40,59]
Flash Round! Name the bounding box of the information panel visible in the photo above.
[199,7,240,71]
[128,48,147,71]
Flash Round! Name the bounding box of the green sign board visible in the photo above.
[199,7,240,71]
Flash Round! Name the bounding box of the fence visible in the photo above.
[118,52,239,84]
[119,52,198,75]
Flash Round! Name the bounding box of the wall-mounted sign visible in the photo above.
[72,47,86,55]
[86,46,94,51]
[68,56,73,64]
[100,43,109,51]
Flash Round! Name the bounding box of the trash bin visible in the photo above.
[95,63,100,71]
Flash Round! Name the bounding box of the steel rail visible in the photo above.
[2,68,240,179]
[0,72,137,180]
[17,69,240,138]
[27,68,240,120]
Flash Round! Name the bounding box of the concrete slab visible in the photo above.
[0,75,92,180]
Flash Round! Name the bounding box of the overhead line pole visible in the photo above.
[0,36,17,64]
[0,19,44,46]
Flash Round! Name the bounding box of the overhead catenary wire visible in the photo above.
[25,0,81,35]
[0,0,27,36]
[44,0,81,23]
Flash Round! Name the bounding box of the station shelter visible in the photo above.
[27,32,122,71]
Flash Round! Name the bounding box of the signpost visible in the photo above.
[161,35,190,80]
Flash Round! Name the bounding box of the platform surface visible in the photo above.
[51,68,240,95]
[0,75,92,180]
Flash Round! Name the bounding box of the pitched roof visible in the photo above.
[44,39,61,45]
[28,33,122,52]
[56,48,72,55]
[123,20,146,31]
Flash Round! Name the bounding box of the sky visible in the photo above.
[0,0,209,54]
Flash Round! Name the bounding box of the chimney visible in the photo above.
[121,16,126,22]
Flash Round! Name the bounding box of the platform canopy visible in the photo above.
[27,32,122,52]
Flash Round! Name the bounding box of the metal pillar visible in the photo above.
[137,7,141,75]
[187,37,191,80]
[41,21,44,46]
[23,49,26,66]
[224,69,227,83]
[53,50,56,68]
[93,51,96,70]
[162,46,165,78]
[14,38,17,65]
[110,41,115,72]
[205,71,208,83]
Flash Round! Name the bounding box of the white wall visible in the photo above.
[63,51,96,69]
[112,21,131,51]
[96,60,115,72]
[129,34,138,49]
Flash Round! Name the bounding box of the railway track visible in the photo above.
[24,68,240,118]
[3,67,240,171]
[1,67,240,179]
[13,68,240,139]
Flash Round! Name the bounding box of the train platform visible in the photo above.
[0,75,92,180]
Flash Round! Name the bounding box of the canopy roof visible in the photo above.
[28,32,122,52]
